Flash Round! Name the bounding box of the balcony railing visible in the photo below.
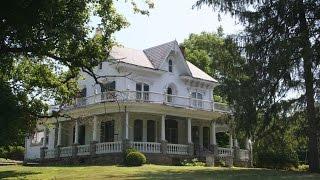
[167,143,189,155]
[68,91,230,112]
[217,147,233,158]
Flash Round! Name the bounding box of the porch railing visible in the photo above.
[239,149,249,160]
[44,149,55,159]
[167,143,189,155]
[67,90,230,112]
[60,146,72,157]
[77,144,90,156]
[96,141,122,154]
[131,142,161,153]
[217,147,233,157]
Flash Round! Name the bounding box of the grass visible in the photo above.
[0,164,320,180]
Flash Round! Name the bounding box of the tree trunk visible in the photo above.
[298,1,319,172]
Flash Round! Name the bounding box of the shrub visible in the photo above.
[254,147,299,169]
[0,147,8,158]
[6,146,25,160]
[180,158,205,166]
[123,147,137,163]
[125,151,146,166]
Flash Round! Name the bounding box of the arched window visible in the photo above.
[134,119,143,141]
[167,87,173,102]
[168,59,173,72]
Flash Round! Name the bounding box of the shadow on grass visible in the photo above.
[0,170,40,179]
[104,167,320,180]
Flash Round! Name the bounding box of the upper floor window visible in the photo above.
[99,62,103,69]
[168,59,173,72]
[101,81,116,101]
[166,87,173,103]
[191,92,203,108]
[136,83,149,101]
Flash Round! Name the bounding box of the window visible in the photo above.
[166,87,173,103]
[147,120,155,142]
[100,120,114,142]
[168,59,173,72]
[101,81,116,101]
[136,83,149,101]
[31,131,44,145]
[99,62,103,69]
[191,92,203,108]
[192,126,199,145]
[76,88,87,106]
[134,120,143,141]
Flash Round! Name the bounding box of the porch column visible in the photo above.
[92,116,98,142]
[125,111,129,139]
[57,122,62,146]
[229,133,233,149]
[187,118,192,144]
[210,122,216,145]
[74,120,79,144]
[42,127,47,147]
[161,114,166,141]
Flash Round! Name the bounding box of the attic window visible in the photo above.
[168,59,173,72]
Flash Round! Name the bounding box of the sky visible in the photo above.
[91,0,243,50]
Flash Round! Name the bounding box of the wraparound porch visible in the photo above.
[33,112,251,166]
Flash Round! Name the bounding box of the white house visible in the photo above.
[25,40,251,166]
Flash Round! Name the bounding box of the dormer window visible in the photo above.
[168,59,173,72]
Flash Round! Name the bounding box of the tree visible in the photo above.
[195,0,320,172]
[0,0,153,146]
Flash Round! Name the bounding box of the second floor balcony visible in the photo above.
[69,90,231,113]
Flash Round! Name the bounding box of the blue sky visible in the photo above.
[92,0,243,49]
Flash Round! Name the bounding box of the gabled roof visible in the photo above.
[143,40,176,69]
[109,41,218,83]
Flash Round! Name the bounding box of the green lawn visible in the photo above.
[0,164,319,180]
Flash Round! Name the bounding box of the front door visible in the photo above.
[165,119,178,144]
[100,120,114,142]
[79,125,85,145]
[203,127,210,148]
[192,126,199,145]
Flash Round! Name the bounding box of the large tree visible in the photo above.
[195,0,320,172]
[0,0,152,146]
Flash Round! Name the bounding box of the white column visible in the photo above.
[92,116,98,142]
[229,133,233,149]
[210,122,216,145]
[125,112,129,139]
[161,114,166,141]
[74,120,79,144]
[187,118,192,144]
[57,122,62,146]
[42,127,47,147]
[199,125,203,146]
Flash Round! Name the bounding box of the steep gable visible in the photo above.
[143,41,176,69]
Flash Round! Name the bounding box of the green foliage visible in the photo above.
[180,158,205,166]
[255,145,299,169]
[123,147,137,163]
[0,0,153,147]
[195,0,320,172]
[125,151,147,166]
[0,146,25,160]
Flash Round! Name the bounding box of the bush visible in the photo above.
[6,146,25,160]
[180,158,205,166]
[255,147,299,169]
[0,147,8,158]
[123,147,137,163]
[125,151,146,166]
